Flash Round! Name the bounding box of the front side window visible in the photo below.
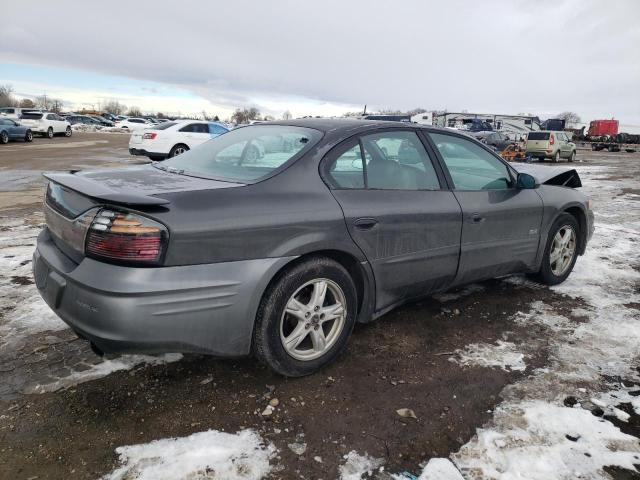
[429,133,513,190]
[160,125,321,183]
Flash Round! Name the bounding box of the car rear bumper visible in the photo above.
[33,228,295,357]
[129,147,168,159]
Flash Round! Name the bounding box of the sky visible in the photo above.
[1,0,639,123]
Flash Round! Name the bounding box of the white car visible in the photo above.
[19,111,71,138]
[128,120,230,160]
[114,118,152,131]
[0,107,40,121]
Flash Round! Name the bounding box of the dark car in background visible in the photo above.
[33,119,593,376]
[66,115,104,127]
[473,131,513,151]
[0,118,33,143]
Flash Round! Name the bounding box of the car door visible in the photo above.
[557,132,571,158]
[427,131,543,285]
[6,119,21,139]
[323,129,462,311]
[180,123,211,148]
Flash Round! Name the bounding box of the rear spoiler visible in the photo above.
[43,172,170,206]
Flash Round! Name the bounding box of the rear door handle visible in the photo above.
[471,213,485,224]
[354,217,379,230]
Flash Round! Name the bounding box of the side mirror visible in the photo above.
[516,172,539,189]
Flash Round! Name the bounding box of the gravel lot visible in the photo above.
[0,133,638,479]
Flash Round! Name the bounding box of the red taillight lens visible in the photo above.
[85,209,167,265]
[143,132,157,140]
[549,134,555,145]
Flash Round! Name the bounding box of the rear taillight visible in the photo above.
[143,132,157,140]
[549,134,555,145]
[85,209,168,265]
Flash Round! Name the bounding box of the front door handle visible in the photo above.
[471,213,485,224]
[354,217,379,230]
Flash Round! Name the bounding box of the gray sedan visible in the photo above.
[33,119,593,376]
[0,118,33,143]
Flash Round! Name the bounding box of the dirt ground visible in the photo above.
[0,134,639,479]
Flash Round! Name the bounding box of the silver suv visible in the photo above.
[526,131,576,162]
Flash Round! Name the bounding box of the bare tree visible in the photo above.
[282,110,292,120]
[231,107,261,124]
[19,98,35,108]
[127,106,142,117]
[0,85,17,107]
[407,107,427,116]
[557,111,581,127]
[104,100,127,115]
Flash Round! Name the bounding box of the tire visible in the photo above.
[46,127,54,139]
[65,126,72,137]
[532,213,579,286]
[253,256,357,377]
[0,131,8,144]
[25,130,33,142]
[169,144,189,158]
[552,151,560,163]
[568,150,576,162]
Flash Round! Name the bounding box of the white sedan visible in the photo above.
[114,117,153,131]
[18,111,71,138]
[128,120,230,160]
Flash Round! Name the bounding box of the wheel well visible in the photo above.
[563,206,587,254]
[267,250,366,315]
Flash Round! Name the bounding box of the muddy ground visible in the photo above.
[0,134,638,479]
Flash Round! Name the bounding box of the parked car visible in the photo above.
[19,111,71,138]
[34,120,593,376]
[526,131,576,162]
[100,113,118,123]
[0,107,41,120]
[0,118,33,143]
[66,115,104,127]
[128,120,229,160]
[473,131,513,151]
[89,115,115,127]
[114,117,151,131]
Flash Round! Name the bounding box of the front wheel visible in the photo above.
[0,131,8,144]
[253,257,357,376]
[532,213,579,285]
[568,150,576,162]
[25,130,33,142]
[65,126,72,137]
[46,127,54,139]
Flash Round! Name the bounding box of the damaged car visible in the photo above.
[33,120,594,376]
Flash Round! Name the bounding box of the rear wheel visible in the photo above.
[46,127,54,139]
[0,131,8,144]
[253,257,357,377]
[553,151,560,163]
[532,213,579,285]
[169,144,189,158]
[65,126,72,137]
[25,130,33,142]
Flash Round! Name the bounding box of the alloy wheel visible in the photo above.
[1,132,8,144]
[280,278,347,361]
[550,225,576,276]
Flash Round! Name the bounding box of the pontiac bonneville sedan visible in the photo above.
[34,119,593,376]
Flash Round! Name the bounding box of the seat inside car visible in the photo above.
[365,139,433,190]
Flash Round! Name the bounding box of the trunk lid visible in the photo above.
[43,165,244,263]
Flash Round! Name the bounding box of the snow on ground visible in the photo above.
[23,353,183,394]
[71,124,130,134]
[418,458,464,480]
[103,429,276,480]
[338,451,385,480]
[422,164,640,479]
[450,340,526,372]
[0,216,66,347]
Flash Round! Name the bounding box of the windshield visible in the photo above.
[160,125,322,183]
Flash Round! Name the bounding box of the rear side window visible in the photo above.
[324,131,441,191]
[528,132,550,140]
[1,108,15,114]
[153,122,177,130]
[429,133,512,191]
[180,123,209,133]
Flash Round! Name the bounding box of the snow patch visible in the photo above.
[339,450,384,480]
[417,458,464,480]
[451,340,526,372]
[103,429,276,480]
[24,353,183,394]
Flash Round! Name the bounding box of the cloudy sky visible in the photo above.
[1,0,639,123]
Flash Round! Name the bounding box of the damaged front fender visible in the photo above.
[511,164,582,188]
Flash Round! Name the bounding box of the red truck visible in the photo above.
[588,119,619,137]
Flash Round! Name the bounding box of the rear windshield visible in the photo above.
[528,132,550,140]
[160,125,322,183]
[21,112,43,120]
